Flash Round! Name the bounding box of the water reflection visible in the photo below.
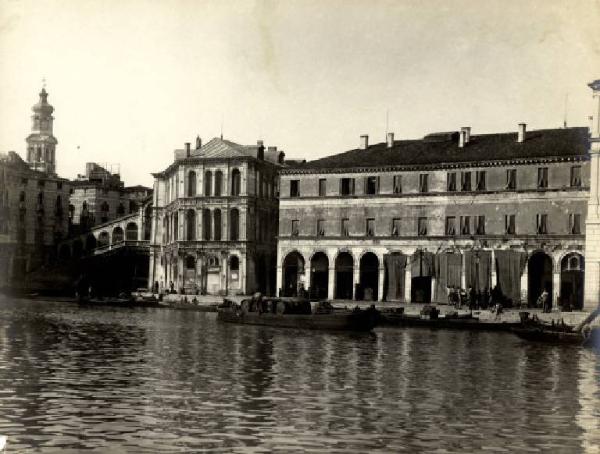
[0,295,598,452]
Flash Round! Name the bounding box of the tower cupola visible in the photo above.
[26,86,58,174]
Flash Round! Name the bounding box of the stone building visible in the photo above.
[0,88,71,289]
[148,137,284,295]
[69,162,151,234]
[278,120,592,310]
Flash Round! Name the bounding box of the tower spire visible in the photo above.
[25,86,58,174]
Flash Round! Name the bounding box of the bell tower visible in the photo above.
[26,85,58,175]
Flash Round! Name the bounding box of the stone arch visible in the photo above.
[310,251,329,299]
[214,170,223,196]
[112,226,124,244]
[527,250,554,307]
[335,251,354,300]
[359,251,379,301]
[98,231,110,248]
[231,168,241,196]
[186,209,196,240]
[204,170,212,196]
[559,252,584,310]
[282,250,305,297]
[187,170,197,196]
[126,222,138,241]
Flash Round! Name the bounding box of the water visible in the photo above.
[0,296,598,453]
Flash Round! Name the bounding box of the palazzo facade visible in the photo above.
[277,123,592,310]
[148,137,283,295]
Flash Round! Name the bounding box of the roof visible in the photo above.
[287,127,589,172]
[190,138,259,159]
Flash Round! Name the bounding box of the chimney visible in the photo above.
[195,135,202,150]
[386,132,394,148]
[360,134,369,150]
[461,127,471,143]
[267,146,277,152]
[458,130,466,148]
[517,123,526,143]
[185,142,191,157]
[257,140,265,160]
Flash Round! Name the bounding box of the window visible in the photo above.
[391,218,401,236]
[341,218,349,236]
[129,200,138,213]
[19,191,25,203]
[366,218,375,236]
[571,166,582,187]
[447,172,457,192]
[318,178,326,197]
[230,256,239,272]
[21,178,28,186]
[506,169,517,190]
[537,167,548,189]
[476,171,486,191]
[417,217,428,236]
[340,178,355,196]
[445,216,456,235]
[214,171,223,196]
[231,169,241,196]
[419,174,428,193]
[393,175,402,194]
[365,176,379,195]
[475,215,485,235]
[291,219,299,236]
[38,180,45,188]
[229,208,239,240]
[460,216,471,235]
[290,180,300,197]
[317,219,325,236]
[461,172,472,191]
[202,209,211,240]
[214,209,222,240]
[187,170,196,196]
[569,213,581,234]
[504,214,516,235]
[204,171,212,196]
[173,212,179,241]
[536,214,548,234]
[186,209,196,240]
[57,182,63,190]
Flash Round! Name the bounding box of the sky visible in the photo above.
[1,0,599,187]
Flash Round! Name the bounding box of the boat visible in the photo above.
[511,309,600,346]
[381,307,518,331]
[217,297,380,332]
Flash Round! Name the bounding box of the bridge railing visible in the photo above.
[92,240,150,255]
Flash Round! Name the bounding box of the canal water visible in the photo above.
[0,296,598,453]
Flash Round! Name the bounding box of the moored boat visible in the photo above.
[217,297,380,332]
[382,312,519,331]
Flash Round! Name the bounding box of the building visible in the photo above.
[69,162,151,233]
[0,88,71,290]
[277,115,595,309]
[148,137,284,295]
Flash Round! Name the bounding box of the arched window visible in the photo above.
[231,168,241,196]
[19,191,25,203]
[112,226,124,244]
[117,203,125,216]
[204,171,212,196]
[215,171,223,196]
[188,170,196,196]
[186,209,196,240]
[203,209,211,240]
[230,255,239,271]
[230,208,239,241]
[214,209,222,241]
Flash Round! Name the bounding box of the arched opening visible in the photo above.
[411,250,434,303]
[229,208,239,241]
[214,209,222,241]
[359,252,379,301]
[527,251,553,308]
[384,253,408,302]
[202,209,211,240]
[283,251,305,297]
[117,203,125,216]
[112,226,124,244]
[85,234,96,252]
[560,253,584,310]
[98,231,110,248]
[186,209,196,240]
[257,255,267,295]
[335,252,354,300]
[184,255,196,293]
[126,222,138,241]
[229,255,240,290]
[231,168,241,196]
[59,244,71,261]
[215,170,223,196]
[188,170,197,196]
[206,254,221,294]
[204,171,212,196]
[72,240,83,258]
[310,252,329,300]
[144,205,152,240]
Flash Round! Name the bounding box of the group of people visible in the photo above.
[447,285,503,310]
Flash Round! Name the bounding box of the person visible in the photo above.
[538,289,550,313]
[468,286,476,311]
[169,281,175,294]
[459,288,467,309]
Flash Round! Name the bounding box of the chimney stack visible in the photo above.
[458,130,466,148]
[517,123,527,143]
[461,127,471,143]
[185,142,191,157]
[386,132,394,148]
[360,134,369,150]
[257,140,265,160]
[195,135,202,150]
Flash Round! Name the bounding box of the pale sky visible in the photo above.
[1,0,599,187]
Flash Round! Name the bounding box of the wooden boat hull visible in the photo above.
[511,326,598,345]
[217,308,379,332]
[382,314,518,331]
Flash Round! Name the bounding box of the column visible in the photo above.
[552,271,560,309]
[240,252,247,295]
[491,249,497,287]
[148,252,155,291]
[328,266,335,300]
[521,272,528,306]
[352,266,360,300]
[378,265,385,302]
[404,266,412,303]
